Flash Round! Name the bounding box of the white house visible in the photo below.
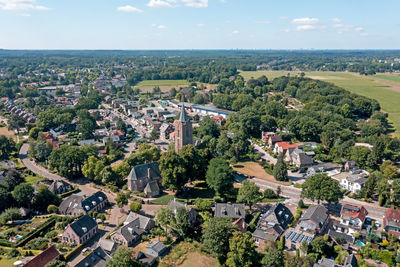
[340,176,367,193]
[339,204,368,234]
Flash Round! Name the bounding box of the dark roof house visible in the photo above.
[146,241,168,258]
[214,203,246,220]
[23,245,60,267]
[298,205,329,234]
[75,246,110,267]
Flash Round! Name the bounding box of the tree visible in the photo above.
[100,166,117,185]
[116,118,127,133]
[155,207,174,235]
[126,143,160,166]
[171,207,190,238]
[197,116,220,138]
[149,129,160,142]
[116,192,128,208]
[202,217,236,262]
[106,247,142,267]
[178,144,206,181]
[273,153,288,182]
[0,187,11,211]
[206,157,234,197]
[8,115,25,133]
[33,184,59,211]
[0,208,21,225]
[46,260,68,267]
[47,204,58,214]
[0,135,15,160]
[130,202,142,212]
[237,180,260,210]
[262,247,284,267]
[301,173,343,204]
[34,140,52,162]
[12,183,34,207]
[226,232,259,267]
[159,151,187,191]
[5,169,24,190]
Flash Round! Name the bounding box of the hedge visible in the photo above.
[16,217,56,247]
[59,187,80,199]
[0,238,14,248]
[63,244,83,261]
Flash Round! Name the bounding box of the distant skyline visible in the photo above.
[0,0,399,50]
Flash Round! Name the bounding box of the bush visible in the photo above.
[0,208,22,225]
[263,189,276,199]
[45,230,58,239]
[7,248,20,258]
[47,204,58,214]
[130,202,142,212]
[23,237,49,250]
[298,199,305,209]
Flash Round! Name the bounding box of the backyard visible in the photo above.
[233,161,291,185]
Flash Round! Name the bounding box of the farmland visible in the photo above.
[134,80,190,92]
[239,70,400,136]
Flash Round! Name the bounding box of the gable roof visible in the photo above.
[179,102,189,122]
[341,204,368,222]
[48,180,71,194]
[128,162,161,182]
[24,245,60,267]
[214,203,246,219]
[259,203,293,227]
[115,219,145,243]
[144,181,160,194]
[58,194,85,214]
[384,206,400,229]
[147,241,167,254]
[299,205,328,228]
[69,215,98,238]
[81,191,107,212]
[125,212,153,230]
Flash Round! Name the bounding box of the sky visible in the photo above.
[0,0,399,50]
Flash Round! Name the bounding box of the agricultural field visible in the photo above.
[239,70,400,136]
[135,80,189,92]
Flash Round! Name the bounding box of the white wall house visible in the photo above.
[340,176,367,193]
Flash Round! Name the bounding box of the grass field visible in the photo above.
[136,80,190,87]
[0,127,15,140]
[239,70,400,135]
[233,161,291,185]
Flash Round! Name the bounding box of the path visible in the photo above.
[251,141,277,164]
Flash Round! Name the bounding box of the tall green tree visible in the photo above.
[159,151,187,191]
[301,173,343,204]
[12,183,34,208]
[155,207,174,235]
[206,157,234,197]
[106,247,142,267]
[226,232,259,267]
[261,247,284,267]
[202,217,236,263]
[179,144,206,181]
[0,135,15,160]
[5,169,24,190]
[237,180,260,210]
[171,207,190,238]
[273,153,288,182]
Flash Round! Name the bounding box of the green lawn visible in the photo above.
[150,194,176,205]
[136,80,189,87]
[25,174,44,185]
[373,74,400,83]
[239,70,400,136]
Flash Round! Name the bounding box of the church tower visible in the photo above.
[174,103,193,153]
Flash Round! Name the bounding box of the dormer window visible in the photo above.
[82,227,87,233]
[85,205,90,210]
[99,197,103,201]
[92,201,96,205]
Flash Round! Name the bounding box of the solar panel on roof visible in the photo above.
[292,233,300,242]
[307,236,313,243]
[285,231,293,239]
[296,234,304,243]
[288,232,296,241]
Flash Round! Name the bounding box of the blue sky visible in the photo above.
[0,0,399,49]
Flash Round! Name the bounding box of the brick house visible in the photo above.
[23,245,60,267]
[274,142,298,154]
[62,215,98,245]
[384,206,400,237]
[127,162,162,197]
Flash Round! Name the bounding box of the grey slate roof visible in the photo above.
[125,212,154,230]
[116,218,145,243]
[260,203,293,228]
[98,238,116,254]
[128,162,161,182]
[75,246,110,267]
[299,205,328,228]
[144,181,160,194]
[214,203,246,219]
[252,228,279,241]
[146,241,167,255]
[179,102,189,122]
[346,176,367,185]
[48,180,72,194]
[58,194,85,214]
[81,191,108,212]
[314,258,335,267]
[327,229,355,244]
[69,215,98,238]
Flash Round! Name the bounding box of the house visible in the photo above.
[344,161,357,172]
[0,160,15,169]
[146,241,168,258]
[252,203,293,249]
[283,227,315,250]
[339,204,368,233]
[62,215,98,245]
[384,206,400,237]
[58,191,108,216]
[285,148,314,168]
[232,218,248,232]
[159,123,174,140]
[111,212,155,247]
[168,198,198,225]
[274,142,298,154]
[212,115,226,126]
[135,251,156,266]
[75,246,110,267]
[23,245,60,267]
[298,205,329,234]
[313,254,358,267]
[306,163,342,177]
[340,176,367,193]
[261,132,283,148]
[98,238,117,255]
[127,162,162,197]
[48,180,73,195]
[214,203,246,220]
[103,136,120,145]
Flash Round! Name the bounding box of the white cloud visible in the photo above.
[147,0,208,8]
[354,27,364,31]
[19,13,30,16]
[255,20,270,24]
[116,5,144,13]
[296,25,316,31]
[292,17,319,25]
[331,18,341,23]
[360,33,369,36]
[196,23,205,27]
[0,0,49,11]
[282,29,290,33]
[157,25,167,29]
[232,30,239,34]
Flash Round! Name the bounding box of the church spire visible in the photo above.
[179,102,188,122]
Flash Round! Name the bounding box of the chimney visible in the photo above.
[147,168,151,179]
[235,207,239,215]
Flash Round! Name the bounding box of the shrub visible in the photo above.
[0,208,22,225]
[7,248,20,258]
[45,230,58,239]
[298,199,305,208]
[23,237,49,250]
[47,204,58,214]
[263,189,276,199]
[130,202,142,212]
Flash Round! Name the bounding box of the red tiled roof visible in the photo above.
[276,142,298,150]
[341,204,368,222]
[24,245,60,267]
